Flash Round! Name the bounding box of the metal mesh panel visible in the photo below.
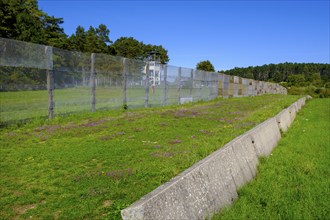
[145,61,165,107]
[52,48,91,114]
[223,74,230,98]
[192,70,204,101]
[180,67,193,103]
[209,72,219,99]
[200,72,210,100]
[0,66,47,91]
[0,39,49,121]
[95,53,123,110]
[0,38,49,70]
[166,65,180,105]
[0,67,48,121]
[218,73,224,97]
[125,58,147,108]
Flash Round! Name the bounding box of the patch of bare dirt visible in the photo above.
[98,168,133,179]
[217,118,235,123]
[162,109,201,118]
[13,203,36,219]
[81,119,109,127]
[13,191,23,197]
[192,105,214,111]
[150,152,174,158]
[169,139,182,144]
[103,200,113,208]
[6,132,17,137]
[133,127,143,132]
[98,135,112,141]
[173,109,200,118]
[199,130,211,134]
[34,118,112,135]
[53,210,62,220]
[34,125,61,133]
[228,111,244,115]
[98,131,126,141]
[234,122,256,129]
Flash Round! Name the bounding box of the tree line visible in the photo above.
[220,63,329,83]
[0,0,169,63]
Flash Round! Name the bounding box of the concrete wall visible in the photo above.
[121,96,309,220]
[218,74,287,98]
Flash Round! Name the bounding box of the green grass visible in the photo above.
[0,87,213,123]
[0,95,300,219]
[213,98,330,220]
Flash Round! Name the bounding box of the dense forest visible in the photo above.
[220,63,330,97]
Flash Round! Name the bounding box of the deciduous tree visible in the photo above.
[196,60,215,72]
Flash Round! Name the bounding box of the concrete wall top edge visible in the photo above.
[247,116,278,134]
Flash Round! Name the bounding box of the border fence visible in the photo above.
[0,37,286,123]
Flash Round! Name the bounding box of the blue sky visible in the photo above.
[39,0,330,71]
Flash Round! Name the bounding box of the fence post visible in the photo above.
[122,58,127,108]
[46,46,54,119]
[145,62,150,108]
[190,69,193,98]
[163,65,167,106]
[91,53,96,112]
[178,67,181,104]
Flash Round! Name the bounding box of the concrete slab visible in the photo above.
[276,108,291,132]
[288,103,297,125]
[298,97,307,109]
[296,100,301,111]
[230,135,259,184]
[247,117,281,156]
[276,97,307,132]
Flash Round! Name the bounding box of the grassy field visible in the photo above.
[0,95,300,219]
[213,98,330,220]
[0,87,213,123]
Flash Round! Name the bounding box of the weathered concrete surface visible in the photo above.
[121,96,309,220]
[276,108,291,132]
[276,97,307,132]
[248,117,281,156]
[295,97,305,111]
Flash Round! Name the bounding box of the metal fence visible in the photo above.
[0,37,286,123]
